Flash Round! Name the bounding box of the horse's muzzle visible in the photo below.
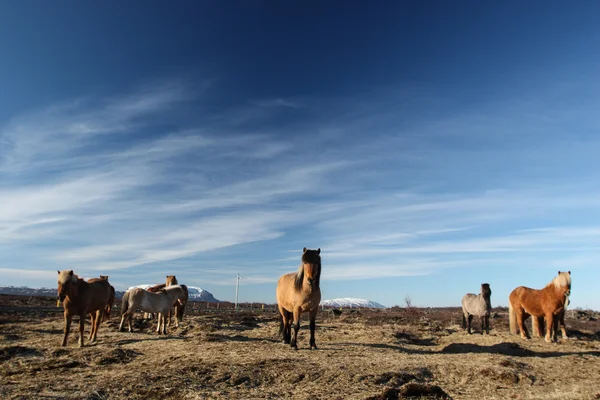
[307,278,314,286]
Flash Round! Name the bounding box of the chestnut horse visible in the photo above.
[88,276,115,322]
[57,270,113,347]
[509,271,571,343]
[532,293,570,340]
[276,247,321,350]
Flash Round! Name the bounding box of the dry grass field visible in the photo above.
[2,295,600,400]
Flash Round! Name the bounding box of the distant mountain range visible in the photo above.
[321,298,386,309]
[0,284,220,303]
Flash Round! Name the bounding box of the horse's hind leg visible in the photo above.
[467,314,473,334]
[516,309,529,339]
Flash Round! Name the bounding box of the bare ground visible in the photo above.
[2,297,600,399]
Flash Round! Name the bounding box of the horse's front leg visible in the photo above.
[78,314,86,347]
[88,313,95,341]
[162,312,168,334]
[290,308,301,350]
[309,308,318,350]
[480,316,485,335]
[91,310,102,342]
[559,312,568,339]
[485,315,490,334]
[544,313,555,343]
[62,311,73,347]
[156,313,162,334]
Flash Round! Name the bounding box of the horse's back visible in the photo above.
[86,280,112,312]
[461,293,476,309]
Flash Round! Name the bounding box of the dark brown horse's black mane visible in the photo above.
[294,248,321,291]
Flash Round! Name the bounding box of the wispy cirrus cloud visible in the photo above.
[2,79,600,309]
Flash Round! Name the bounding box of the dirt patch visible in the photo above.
[94,348,141,365]
[0,345,42,361]
[366,382,453,399]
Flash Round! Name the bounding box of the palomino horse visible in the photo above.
[276,247,321,350]
[144,275,178,321]
[509,271,571,343]
[87,276,115,322]
[532,293,570,340]
[461,283,492,334]
[119,285,186,334]
[57,270,113,347]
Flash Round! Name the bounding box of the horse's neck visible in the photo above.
[479,293,491,308]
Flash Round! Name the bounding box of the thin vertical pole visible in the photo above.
[235,273,240,311]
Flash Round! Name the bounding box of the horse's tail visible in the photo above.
[508,302,517,335]
[121,290,130,317]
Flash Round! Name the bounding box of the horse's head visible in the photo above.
[301,247,321,288]
[166,275,178,286]
[57,270,78,301]
[99,275,109,280]
[481,283,492,299]
[555,270,571,296]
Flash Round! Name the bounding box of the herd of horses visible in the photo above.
[56,248,572,349]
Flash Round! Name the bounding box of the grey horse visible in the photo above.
[461,283,492,334]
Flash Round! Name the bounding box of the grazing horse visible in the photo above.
[532,293,570,340]
[57,270,112,347]
[276,247,322,350]
[509,271,571,343]
[461,283,492,334]
[119,285,186,334]
[87,276,115,322]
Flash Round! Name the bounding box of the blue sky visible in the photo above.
[1,2,600,308]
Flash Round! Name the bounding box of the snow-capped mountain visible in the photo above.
[127,284,219,302]
[0,286,58,297]
[321,298,386,309]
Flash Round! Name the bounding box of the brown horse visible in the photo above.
[276,247,321,350]
[173,284,189,327]
[57,270,113,347]
[509,271,571,343]
[87,276,115,322]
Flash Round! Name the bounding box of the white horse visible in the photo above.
[119,285,185,334]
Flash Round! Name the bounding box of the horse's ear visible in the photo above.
[303,247,307,253]
[317,248,321,255]
[57,270,60,275]
[568,271,571,275]
[69,270,73,276]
